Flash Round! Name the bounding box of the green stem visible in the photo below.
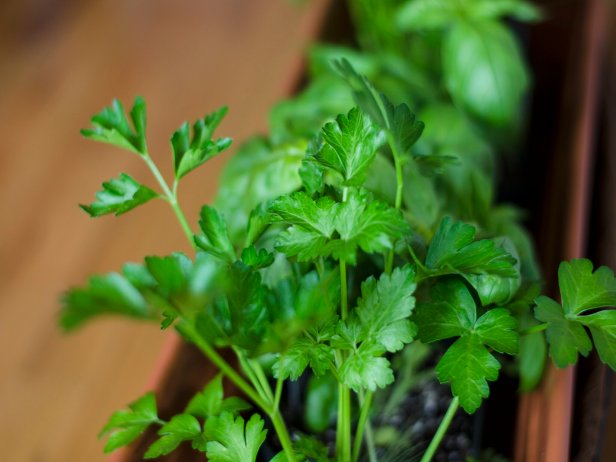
[353,390,377,462]
[337,384,351,462]
[271,411,297,462]
[384,132,403,274]
[235,349,269,402]
[180,321,297,462]
[143,154,195,248]
[420,396,459,462]
[340,259,348,320]
[250,358,275,402]
[273,376,284,412]
[521,323,548,336]
[177,320,268,411]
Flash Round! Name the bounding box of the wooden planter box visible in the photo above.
[111,1,614,460]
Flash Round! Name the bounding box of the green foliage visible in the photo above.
[536,259,616,369]
[80,173,158,217]
[99,392,161,453]
[63,2,616,461]
[204,413,267,462]
[171,106,232,180]
[81,96,148,155]
[415,278,518,412]
[144,414,202,458]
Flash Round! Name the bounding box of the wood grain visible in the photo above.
[0,1,328,460]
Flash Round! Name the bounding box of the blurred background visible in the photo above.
[0,0,327,460]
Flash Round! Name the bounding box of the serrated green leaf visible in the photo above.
[436,335,500,413]
[144,414,201,458]
[171,106,232,179]
[558,259,616,315]
[534,295,592,368]
[273,337,334,380]
[426,217,517,277]
[443,19,528,126]
[99,392,160,453]
[80,173,158,217]
[334,59,424,155]
[185,375,251,419]
[205,413,267,462]
[339,343,394,392]
[270,192,337,235]
[82,97,148,155]
[326,189,410,264]
[579,310,616,370]
[195,206,236,263]
[241,246,275,269]
[474,308,518,355]
[144,253,191,299]
[415,278,477,343]
[316,107,379,186]
[355,265,417,352]
[60,271,155,331]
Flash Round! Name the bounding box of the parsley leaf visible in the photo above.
[339,343,394,392]
[436,335,500,414]
[144,414,201,459]
[316,107,379,186]
[334,59,424,155]
[99,392,161,453]
[415,278,518,412]
[81,97,147,155]
[534,296,592,368]
[426,216,517,277]
[273,337,334,380]
[558,258,616,315]
[60,270,156,331]
[355,265,417,352]
[171,106,232,180]
[270,190,409,264]
[204,413,267,462]
[80,173,158,217]
[466,0,542,22]
[185,375,251,419]
[534,259,616,369]
[195,206,236,263]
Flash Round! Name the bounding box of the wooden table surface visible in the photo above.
[0,1,328,460]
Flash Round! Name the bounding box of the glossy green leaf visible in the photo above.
[316,107,379,186]
[144,414,201,458]
[396,0,457,31]
[273,337,334,380]
[355,265,417,352]
[415,278,477,343]
[436,335,500,413]
[580,311,616,370]
[334,59,424,155]
[60,271,155,331]
[204,413,267,462]
[558,259,616,315]
[80,173,157,217]
[467,0,542,22]
[171,106,232,179]
[443,20,528,126]
[99,392,160,453]
[426,217,517,277]
[534,295,592,368]
[81,96,148,155]
[339,343,394,392]
[185,375,251,419]
[195,206,236,263]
